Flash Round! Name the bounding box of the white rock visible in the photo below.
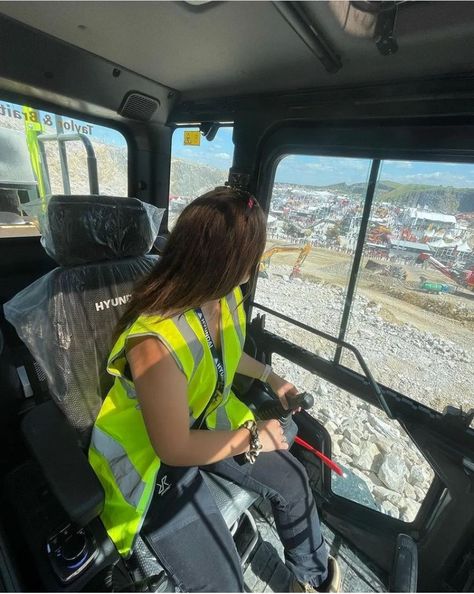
[331,440,342,457]
[370,437,393,455]
[413,486,425,502]
[343,427,362,446]
[408,465,428,487]
[340,440,360,458]
[372,485,401,505]
[318,382,329,397]
[381,500,400,519]
[325,421,338,435]
[367,414,400,440]
[378,454,407,491]
[353,442,382,473]
[400,498,420,522]
[404,483,417,500]
[318,408,333,420]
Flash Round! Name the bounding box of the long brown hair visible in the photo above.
[115,186,267,336]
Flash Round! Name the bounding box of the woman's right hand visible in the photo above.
[257,419,289,452]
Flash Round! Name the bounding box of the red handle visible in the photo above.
[294,435,344,477]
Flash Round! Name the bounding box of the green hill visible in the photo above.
[311,180,474,214]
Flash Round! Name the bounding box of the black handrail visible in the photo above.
[251,300,395,419]
[334,159,381,363]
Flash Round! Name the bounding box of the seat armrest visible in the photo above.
[21,401,104,527]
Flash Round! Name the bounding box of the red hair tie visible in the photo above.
[247,197,255,209]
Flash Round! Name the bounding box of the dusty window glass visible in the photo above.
[342,159,474,415]
[253,154,441,521]
[0,100,127,238]
[168,126,234,230]
[254,154,372,359]
[269,351,434,522]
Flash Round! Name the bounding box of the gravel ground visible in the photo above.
[254,267,473,521]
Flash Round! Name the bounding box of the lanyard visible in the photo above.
[195,307,225,395]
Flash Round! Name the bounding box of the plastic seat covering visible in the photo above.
[4,195,162,446]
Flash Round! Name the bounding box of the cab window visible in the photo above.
[253,153,474,522]
[255,155,373,358]
[169,126,233,230]
[342,159,473,415]
[0,99,128,238]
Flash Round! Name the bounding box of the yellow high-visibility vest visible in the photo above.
[88,285,254,557]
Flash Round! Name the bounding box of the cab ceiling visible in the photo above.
[0,0,474,103]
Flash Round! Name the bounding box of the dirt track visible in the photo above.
[266,240,474,330]
[261,241,473,413]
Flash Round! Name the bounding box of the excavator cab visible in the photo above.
[0,2,473,593]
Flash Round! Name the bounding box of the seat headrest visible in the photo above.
[39,195,164,266]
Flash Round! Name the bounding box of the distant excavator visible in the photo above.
[259,243,312,279]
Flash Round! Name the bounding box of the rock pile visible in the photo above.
[254,269,473,521]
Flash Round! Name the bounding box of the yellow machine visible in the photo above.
[259,243,312,279]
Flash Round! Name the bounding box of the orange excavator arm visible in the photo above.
[259,243,312,277]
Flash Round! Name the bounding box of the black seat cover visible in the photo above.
[4,195,162,445]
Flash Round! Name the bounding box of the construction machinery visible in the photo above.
[419,276,456,295]
[259,243,312,279]
[365,259,407,281]
[418,252,474,291]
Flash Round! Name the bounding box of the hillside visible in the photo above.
[170,158,227,197]
[377,183,472,213]
[296,180,473,214]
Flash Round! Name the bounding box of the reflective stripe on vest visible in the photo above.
[90,426,146,508]
[208,288,246,429]
[174,313,204,380]
[226,289,245,349]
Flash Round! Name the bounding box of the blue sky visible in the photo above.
[6,101,473,189]
[172,126,234,169]
[276,157,474,188]
[172,126,474,189]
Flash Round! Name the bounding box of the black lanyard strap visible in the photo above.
[195,307,225,394]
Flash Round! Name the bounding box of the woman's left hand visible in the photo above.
[267,372,300,412]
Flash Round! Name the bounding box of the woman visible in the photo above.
[89,187,339,592]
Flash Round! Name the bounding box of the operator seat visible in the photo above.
[3,195,259,588]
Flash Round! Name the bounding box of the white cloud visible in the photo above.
[405,172,444,181]
[384,160,413,169]
[403,172,474,186]
[215,152,231,160]
[305,162,334,171]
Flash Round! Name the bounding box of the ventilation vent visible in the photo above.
[119,92,160,121]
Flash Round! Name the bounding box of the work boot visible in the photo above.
[290,555,341,592]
